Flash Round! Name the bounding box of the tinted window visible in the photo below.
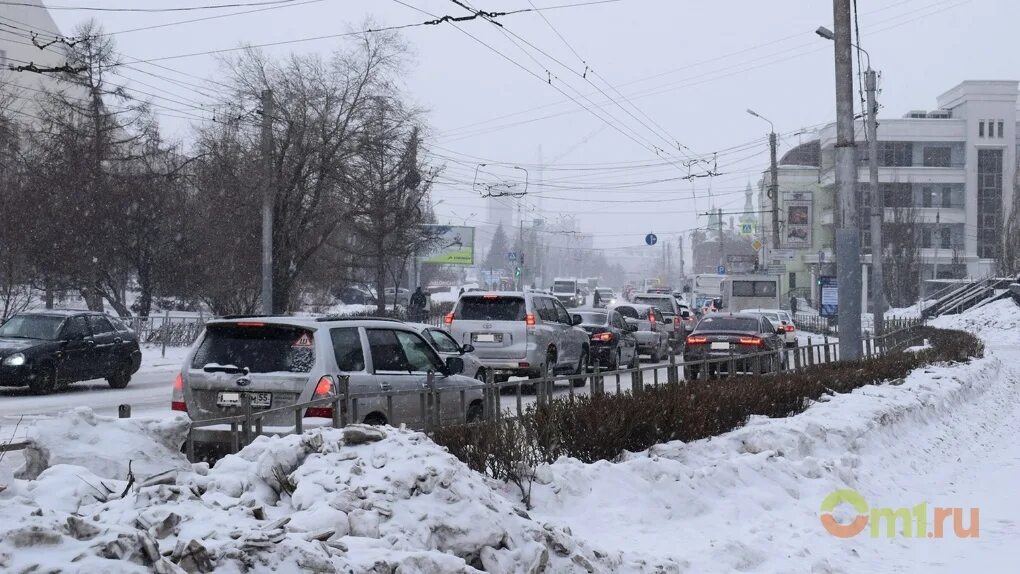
[731,281,778,297]
[614,306,639,319]
[367,329,408,372]
[61,316,91,340]
[426,329,461,353]
[108,316,131,332]
[0,315,65,340]
[192,324,315,373]
[553,300,572,324]
[330,327,365,372]
[577,312,608,325]
[536,298,557,322]
[696,316,760,332]
[456,297,526,321]
[395,331,444,372]
[88,315,115,335]
[553,281,575,292]
[633,296,675,315]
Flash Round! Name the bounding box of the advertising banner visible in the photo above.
[783,191,813,249]
[421,226,475,265]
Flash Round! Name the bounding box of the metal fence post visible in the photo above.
[793,343,802,370]
[593,360,602,395]
[668,348,677,385]
[161,310,170,359]
[118,404,131,418]
[823,336,831,364]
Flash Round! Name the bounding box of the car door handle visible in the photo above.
[114,337,123,344]
[380,382,392,391]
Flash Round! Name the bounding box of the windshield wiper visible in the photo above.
[202,364,250,375]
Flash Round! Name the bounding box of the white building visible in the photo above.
[761,80,1019,305]
[0,0,74,118]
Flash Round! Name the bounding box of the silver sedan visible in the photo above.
[407,323,488,381]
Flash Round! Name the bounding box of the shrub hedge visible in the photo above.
[433,326,983,479]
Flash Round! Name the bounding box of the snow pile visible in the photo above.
[524,320,1009,572]
[931,297,1020,343]
[16,408,192,481]
[0,418,674,573]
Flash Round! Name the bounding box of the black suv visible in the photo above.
[0,310,142,394]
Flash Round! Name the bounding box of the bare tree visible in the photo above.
[883,207,923,307]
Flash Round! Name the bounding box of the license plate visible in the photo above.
[217,391,272,408]
[710,342,730,350]
[474,333,501,343]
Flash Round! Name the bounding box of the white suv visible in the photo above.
[447,291,590,383]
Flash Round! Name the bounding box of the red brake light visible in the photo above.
[444,312,454,326]
[171,372,187,412]
[784,324,795,332]
[591,332,613,342]
[307,376,335,418]
[686,335,708,345]
[738,337,764,346]
[483,294,498,300]
[236,321,265,327]
[648,314,656,324]
[525,313,536,326]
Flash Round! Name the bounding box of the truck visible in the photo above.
[692,273,725,312]
[719,275,781,313]
[551,277,581,308]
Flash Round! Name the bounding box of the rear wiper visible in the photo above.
[202,364,250,375]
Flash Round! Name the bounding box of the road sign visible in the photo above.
[752,239,763,251]
[739,223,754,235]
[645,233,658,246]
[819,276,838,317]
[507,251,517,262]
[766,264,787,275]
[717,265,726,275]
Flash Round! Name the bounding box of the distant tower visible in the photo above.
[739,182,757,230]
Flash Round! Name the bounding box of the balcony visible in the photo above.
[820,165,966,187]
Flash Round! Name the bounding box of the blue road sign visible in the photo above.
[507,251,517,262]
[819,276,838,317]
[645,233,658,246]
[717,265,726,275]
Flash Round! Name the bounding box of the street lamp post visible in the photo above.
[747,109,781,254]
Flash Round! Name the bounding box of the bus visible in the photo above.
[720,275,781,313]
[692,273,725,312]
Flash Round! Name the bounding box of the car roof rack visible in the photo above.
[314,316,404,323]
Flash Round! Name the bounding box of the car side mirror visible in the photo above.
[460,344,475,354]
[445,356,465,375]
[571,315,583,326]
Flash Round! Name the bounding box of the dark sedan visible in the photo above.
[682,313,785,380]
[571,309,639,371]
[0,310,142,394]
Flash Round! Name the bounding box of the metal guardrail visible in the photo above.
[793,314,923,337]
[181,325,927,461]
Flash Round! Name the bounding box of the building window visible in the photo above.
[941,186,953,208]
[979,121,985,137]
[877,142,913,167]
[999,121,1005,139]
[789,272,797,290]
[921,228,932,248]
[940,227,951,249]
[883,183,912,207]
[922,146,951,167]
[922,186,933,208]
[977,148,1003,259]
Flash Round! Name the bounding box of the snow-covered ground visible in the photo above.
[1,301,1015,572]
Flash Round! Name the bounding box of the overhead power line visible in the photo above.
[0,0,305,13]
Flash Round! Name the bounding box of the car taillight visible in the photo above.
[738,336,764,346]
[307,375,335,418]
[171,372,187,412]
[525,313,536,327]
[686,335,708,345]
[236,321,265,327]
[784,324,795,332]
[648,314,656,325]
[444,312,454,326]
[591,332,613,342]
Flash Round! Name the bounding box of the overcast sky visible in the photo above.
[44,0,1019,252]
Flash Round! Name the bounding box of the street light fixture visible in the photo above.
[816,25,870,69]
[746,108,774,133]
[747,109,780,253]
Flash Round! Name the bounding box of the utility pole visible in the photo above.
[833,0,862,359]
[260,89,275,315]
[769,132,781,250]
[718,207,725,270]
[866,68,885,334]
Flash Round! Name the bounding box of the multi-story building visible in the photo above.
[1,0,73,117]
[761,80,1019,307]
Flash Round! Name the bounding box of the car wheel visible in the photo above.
[474,367,488,383]
[572,351,589,387]
[466,401,484,423]
[611,349,621,371]
[107,360,132,389]
[29,362,57,395]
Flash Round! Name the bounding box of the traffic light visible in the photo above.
[514,266,521,278]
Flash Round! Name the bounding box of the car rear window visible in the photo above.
[455,297,526,321]
[632,297,674,315]
[192,323,316,373]
[614,306,644,320]
[696,316,760,332]
[577,312,607,325]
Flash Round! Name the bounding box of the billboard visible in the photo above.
[783,191,813,249]
[421,225,475,265]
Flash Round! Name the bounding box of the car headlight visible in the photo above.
[3,353,26,367]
